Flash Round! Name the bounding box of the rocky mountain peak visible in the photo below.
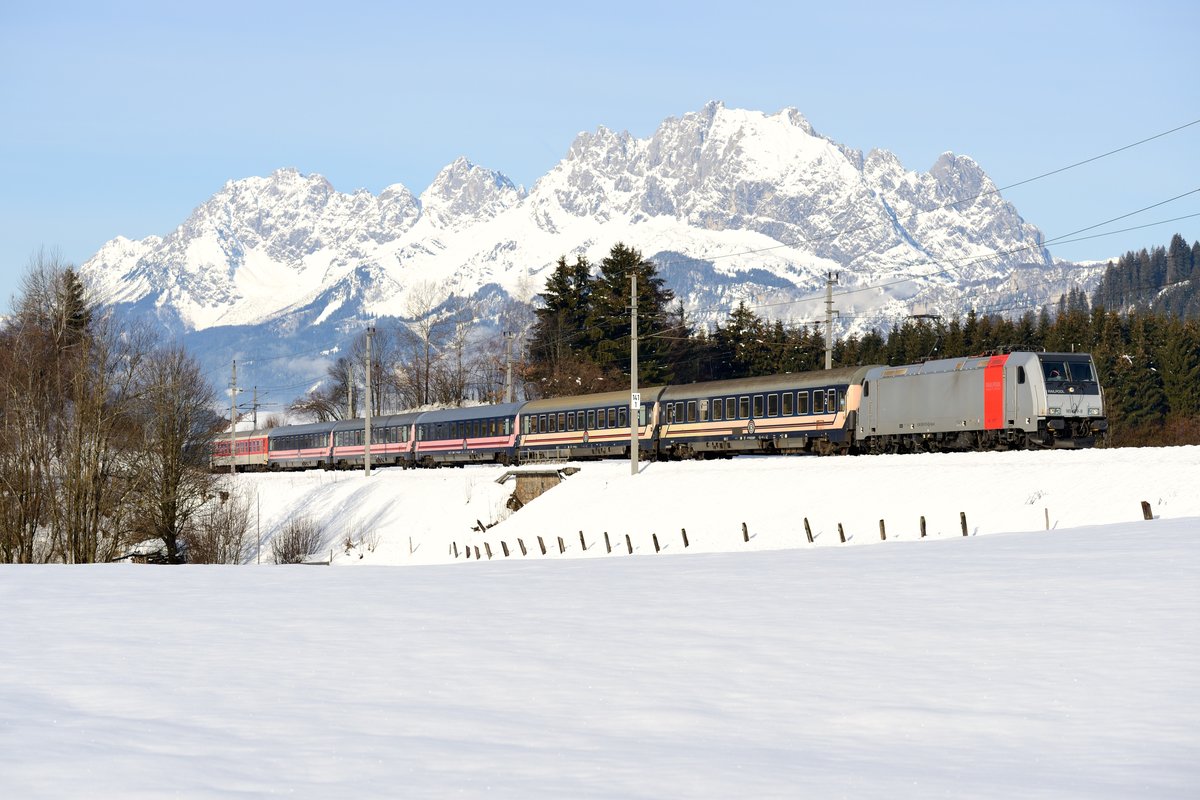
[419,157,525,228]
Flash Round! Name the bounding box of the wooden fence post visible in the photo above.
[557,536,566,554]
[579,530,587,551]
[625,534,633,554]
[518,538,527,556]
[879,520,886,541]
[803,517,813,544]
[960,512,968,537]
[1141,501,1153,520]
[742,522,749,542]
[653,533,661,553]
[919,516,926,538]
[604,531,612,554]
[484,542,493,560]
[474,545,481,560]
[501,541,510,557]
[838,523,845,543]
[538,536,546,555]
[681,528,689,548]
[453,542,459,558]
[1045,508,1050,530]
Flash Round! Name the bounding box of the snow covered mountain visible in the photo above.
[79,102,1102,385]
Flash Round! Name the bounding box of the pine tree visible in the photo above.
[586,243,676,386]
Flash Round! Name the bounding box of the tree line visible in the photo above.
[524,240,1200,447]
[1090,233,1199,318]
[0,254,241,564]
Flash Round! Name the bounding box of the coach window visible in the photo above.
[799,391,810,414]
[738,396,750,419]
[838,391,846,412]
[616,407,627,427]
[767,393,779,417]
[812,391,824,414]
[782,392,793,416]
[565,412,573,432]
[555,412,563,431]
[586,410,595,429]
[604,407,613,428]
[723,397,735,421]
[828,390,838,412]
[710,398,722,421]
[700,399,709,422]
[687,400,697,422]
[753,395,764,418]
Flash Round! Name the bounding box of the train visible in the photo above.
[211,350,1107,472]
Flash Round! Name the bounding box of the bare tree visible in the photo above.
[0,253,141,563]
[129,344,218,563]
[396,282,452,407]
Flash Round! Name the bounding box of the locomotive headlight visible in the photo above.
[1089,407,1101,416]
[1049,407,1061,414]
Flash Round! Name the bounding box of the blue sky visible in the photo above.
[2,0,1197,305]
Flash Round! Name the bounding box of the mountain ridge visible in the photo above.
[78,101,1101,388]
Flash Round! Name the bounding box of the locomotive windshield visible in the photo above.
[1038,356,1099,394]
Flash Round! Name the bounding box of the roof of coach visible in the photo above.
[519,387,666,415]
[659,366,877,400]
[330,411,422,433]
[414,402,526,425]
[267,420,337,438]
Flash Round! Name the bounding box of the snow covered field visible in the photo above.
[1,447,1197,797]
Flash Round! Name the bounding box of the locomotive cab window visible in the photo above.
[1017,367,1026,385]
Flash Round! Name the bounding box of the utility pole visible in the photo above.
[824,272,839,370]
[630,272,639,477]
[347,364,354,420]
[252,385,258,429]
[503,331,516,403]
[229,360,237,476]
[365,324,374,477]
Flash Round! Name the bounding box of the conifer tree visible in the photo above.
[586,243,676,385]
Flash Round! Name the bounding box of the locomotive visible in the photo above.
[210,350,1106,471]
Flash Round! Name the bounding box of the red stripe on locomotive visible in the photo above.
[983,355,1008,430]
